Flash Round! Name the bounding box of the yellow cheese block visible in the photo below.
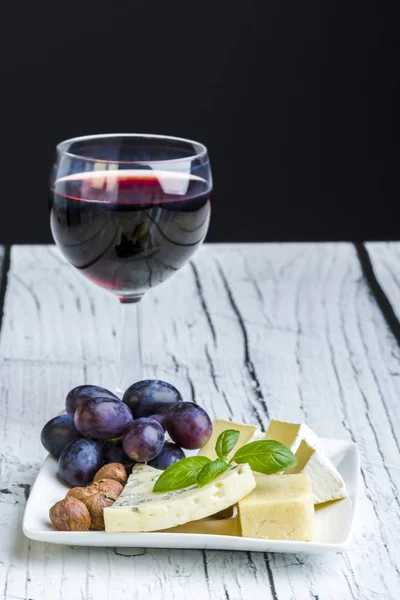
[200,419,261,461]
[238,473,314,541]
[161,517,240,536]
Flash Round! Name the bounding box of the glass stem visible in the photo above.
[116,299,143,397]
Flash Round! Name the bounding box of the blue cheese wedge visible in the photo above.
[199,419,263,461]
[104,463,256,532]
[265,419,347,504]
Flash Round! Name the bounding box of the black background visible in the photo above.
[1,1,399,243]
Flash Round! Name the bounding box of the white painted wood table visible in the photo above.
[1,242,399,600]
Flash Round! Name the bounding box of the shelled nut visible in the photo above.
[49,497,91,531]
[93,463,127,486]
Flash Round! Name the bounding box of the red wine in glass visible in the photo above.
[50,133,212,393]
[50,169,211,302]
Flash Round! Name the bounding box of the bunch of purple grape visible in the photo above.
[40,381,212,487]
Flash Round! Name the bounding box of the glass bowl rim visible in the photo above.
[56,133,208,165]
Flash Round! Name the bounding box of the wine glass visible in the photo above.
[49,134,212,394]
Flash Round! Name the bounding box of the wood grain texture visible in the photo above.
[0,243,399,600]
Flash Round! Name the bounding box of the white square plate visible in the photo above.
[23,438,360,553]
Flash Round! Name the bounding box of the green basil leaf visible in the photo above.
[232,440,297,474]
[215,429,240,459]
[152,456,211,493]
[196,458,229,487]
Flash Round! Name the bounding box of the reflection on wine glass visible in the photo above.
[50,134,212,393]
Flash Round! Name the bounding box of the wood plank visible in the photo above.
[365,241,400,325]
[363,242,400,447]
[0,245,10,333]
[0,243,399,599]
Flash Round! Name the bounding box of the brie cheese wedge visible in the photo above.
[265,419,347,504]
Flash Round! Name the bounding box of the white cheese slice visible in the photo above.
[288,440,347,504]
[199,419,262,461]
[104,463,256,532]
[265,419,347,504]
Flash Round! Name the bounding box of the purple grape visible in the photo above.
[74,397,133,440]
[66,385,119,414]
[123,418,165,462]
[58,438,104,487]
[102,437,136,472]
[40,413,82,458]
[122,380,182,419]
[148,442,185,470]
[166,402,212,450]
[149,414,166,430]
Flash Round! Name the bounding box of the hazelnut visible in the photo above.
[49,497,91,531]
[85,492,114,530]
[66,483,98,503]
[94,463,127,486]
[95,478,123,501]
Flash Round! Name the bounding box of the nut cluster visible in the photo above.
[49,463,126,531]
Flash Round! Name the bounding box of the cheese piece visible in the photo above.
[104,463,256,533]
[200,419,262,461]
[287,440,347,504]
[238,473,314,541]
[265,420,320,453]
[265,419,347,504]
[161,517,240,536]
